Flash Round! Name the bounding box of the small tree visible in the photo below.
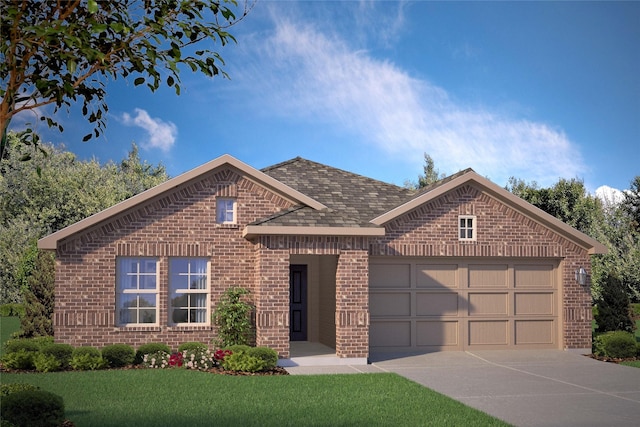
[19,247,55,337]
[595,273,634,333]
[212,287,254,348]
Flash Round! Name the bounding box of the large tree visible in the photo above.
[0,133,169,304]
[0,0,251,159]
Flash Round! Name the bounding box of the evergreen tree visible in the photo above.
[595,273,634,333]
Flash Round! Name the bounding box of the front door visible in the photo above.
[289,265,308,341]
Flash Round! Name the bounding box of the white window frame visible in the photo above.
[116,257,159,326]
[458,215,477,241]
[216,198,237,224]
[169,258,210,326]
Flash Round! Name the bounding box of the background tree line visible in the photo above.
[0,132,168,335]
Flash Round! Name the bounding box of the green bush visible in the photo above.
[0,383,40,397]
[69,353,108,371]
[102,344,135,368]
[135,343,171,364]
[70,346,107,370]
[33,352,62,372]
[223,344,251,354]
[41,343,74,368]
[3,337,43,354]
[248,346,278,370]
[631,303,640,319]
[0,390,64,427]
[222,351,266,372]
[1,349,35,370]
[178,341,208,352]
[593,331,637,358]
[212,287,254,348]
[141,351,170,369]
[0,304,25,317]
[182,348,216,370]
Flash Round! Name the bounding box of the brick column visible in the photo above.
[335,250,369,359]
[562,251,593,351]
[254,246,290,358]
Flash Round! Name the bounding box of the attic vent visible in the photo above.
[215,182,237,198]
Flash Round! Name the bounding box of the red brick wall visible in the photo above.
[370,183,593,350]
[335,250,369,358]
[53,168,294,351]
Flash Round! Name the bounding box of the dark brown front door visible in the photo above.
[289,265,307,341]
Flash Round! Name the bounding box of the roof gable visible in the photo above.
[38,154,326,250]
[371,169,607,255]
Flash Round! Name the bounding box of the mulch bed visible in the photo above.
[0,363,289,375]
[588,354,639,364]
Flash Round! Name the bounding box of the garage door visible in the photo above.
[369,258,560,351]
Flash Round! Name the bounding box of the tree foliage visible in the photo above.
[0,132,169,304]
[418,153,446,188]
[506,175,640,303]
[212,287,254,348]
[594,273,634,334]
[0,0,252,158]
[19,243,56,338]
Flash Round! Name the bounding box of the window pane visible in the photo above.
[190,294,207,307]
[139,274,157,290]
[460,218,465,227]
[172,309,188,323]
[139,309,156,324]
[467,229,473,239]
[467,218,473,227]
[141,259,157,274]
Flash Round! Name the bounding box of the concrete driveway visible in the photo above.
[369,350,640,427]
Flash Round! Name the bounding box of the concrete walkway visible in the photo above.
[286,350,640,427]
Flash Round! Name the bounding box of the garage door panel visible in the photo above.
[370,258,559,351]
[468,293,508,316]
[468,321,509,345]
[416,292,458,316]
[515,292,554,315]
[370,263,410,288]
[515,320,555,345]
[468,264,508,288]
[515,264,554,288]
[370,293,411,316]
[417,264,458,289]
[416,321,459,347]
[370,321,411,347]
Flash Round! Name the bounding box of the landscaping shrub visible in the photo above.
[33,352,62,372]
[3,337,44,354]
[595,274,634,333]
[0,389,64,427]
[224,344,251,354]
[593,331,637,358]
[0,303,25,317]
[0,383,40,397]
[183,348,216,370]
[41,343,74,369]
[248,346,278,370]
[1,349,35,370]
[135,342,171,364]
[178,341,208,352]
[102,344,135,368]
[70,346,107,370]
[212,287,254,348]
[141,351,170,369]
[222,351,266,372]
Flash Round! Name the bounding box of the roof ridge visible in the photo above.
[260,156,304,173]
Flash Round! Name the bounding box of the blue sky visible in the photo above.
[12,1,640,195]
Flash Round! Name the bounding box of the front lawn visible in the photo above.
[0,316,20,356]
[1,369,510,426]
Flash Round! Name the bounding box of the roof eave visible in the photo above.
[243,225,385,239]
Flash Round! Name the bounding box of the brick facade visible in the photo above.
[48,163,596,358]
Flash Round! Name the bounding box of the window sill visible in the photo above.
[215,224,239,229]
[167,325,213,331]
[115,325,161,332]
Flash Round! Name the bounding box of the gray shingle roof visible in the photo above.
[257,157,418,228]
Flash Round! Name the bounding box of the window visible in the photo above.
[169,258,210,325]
[216,198,236,224]
[116,258,158,325]
[459,215,476,241]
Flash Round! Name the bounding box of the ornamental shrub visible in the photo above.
[102,344,135,368]
[595,274,634,333]
[141,351,170,368]
[222,351,266,372]
[248,346,278,370]
[0,390,64,427]
[41,343,74,369]
[183,348,216,370]
[33,352,62,372]
[224,344,251,354]
[70,347,107,370]
[178,341,208,352]
[593,331,637,358]
[0,303,25,317]
[0,383,40,397]
[212,287,254,348]
[3,337,43,354]
[135,342,171,364]
[1,349,35,370]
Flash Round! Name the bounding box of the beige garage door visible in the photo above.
[369,258,560,351]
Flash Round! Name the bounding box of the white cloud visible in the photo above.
[595,185,625,212]
[121,108,177,152]
[233,11,586,187]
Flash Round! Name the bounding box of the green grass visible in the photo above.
[0,316,20,356]
[620,360,640,368]
[0,369,510,427]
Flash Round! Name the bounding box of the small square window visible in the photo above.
[216,198,236,224]
[459,215,476,241]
